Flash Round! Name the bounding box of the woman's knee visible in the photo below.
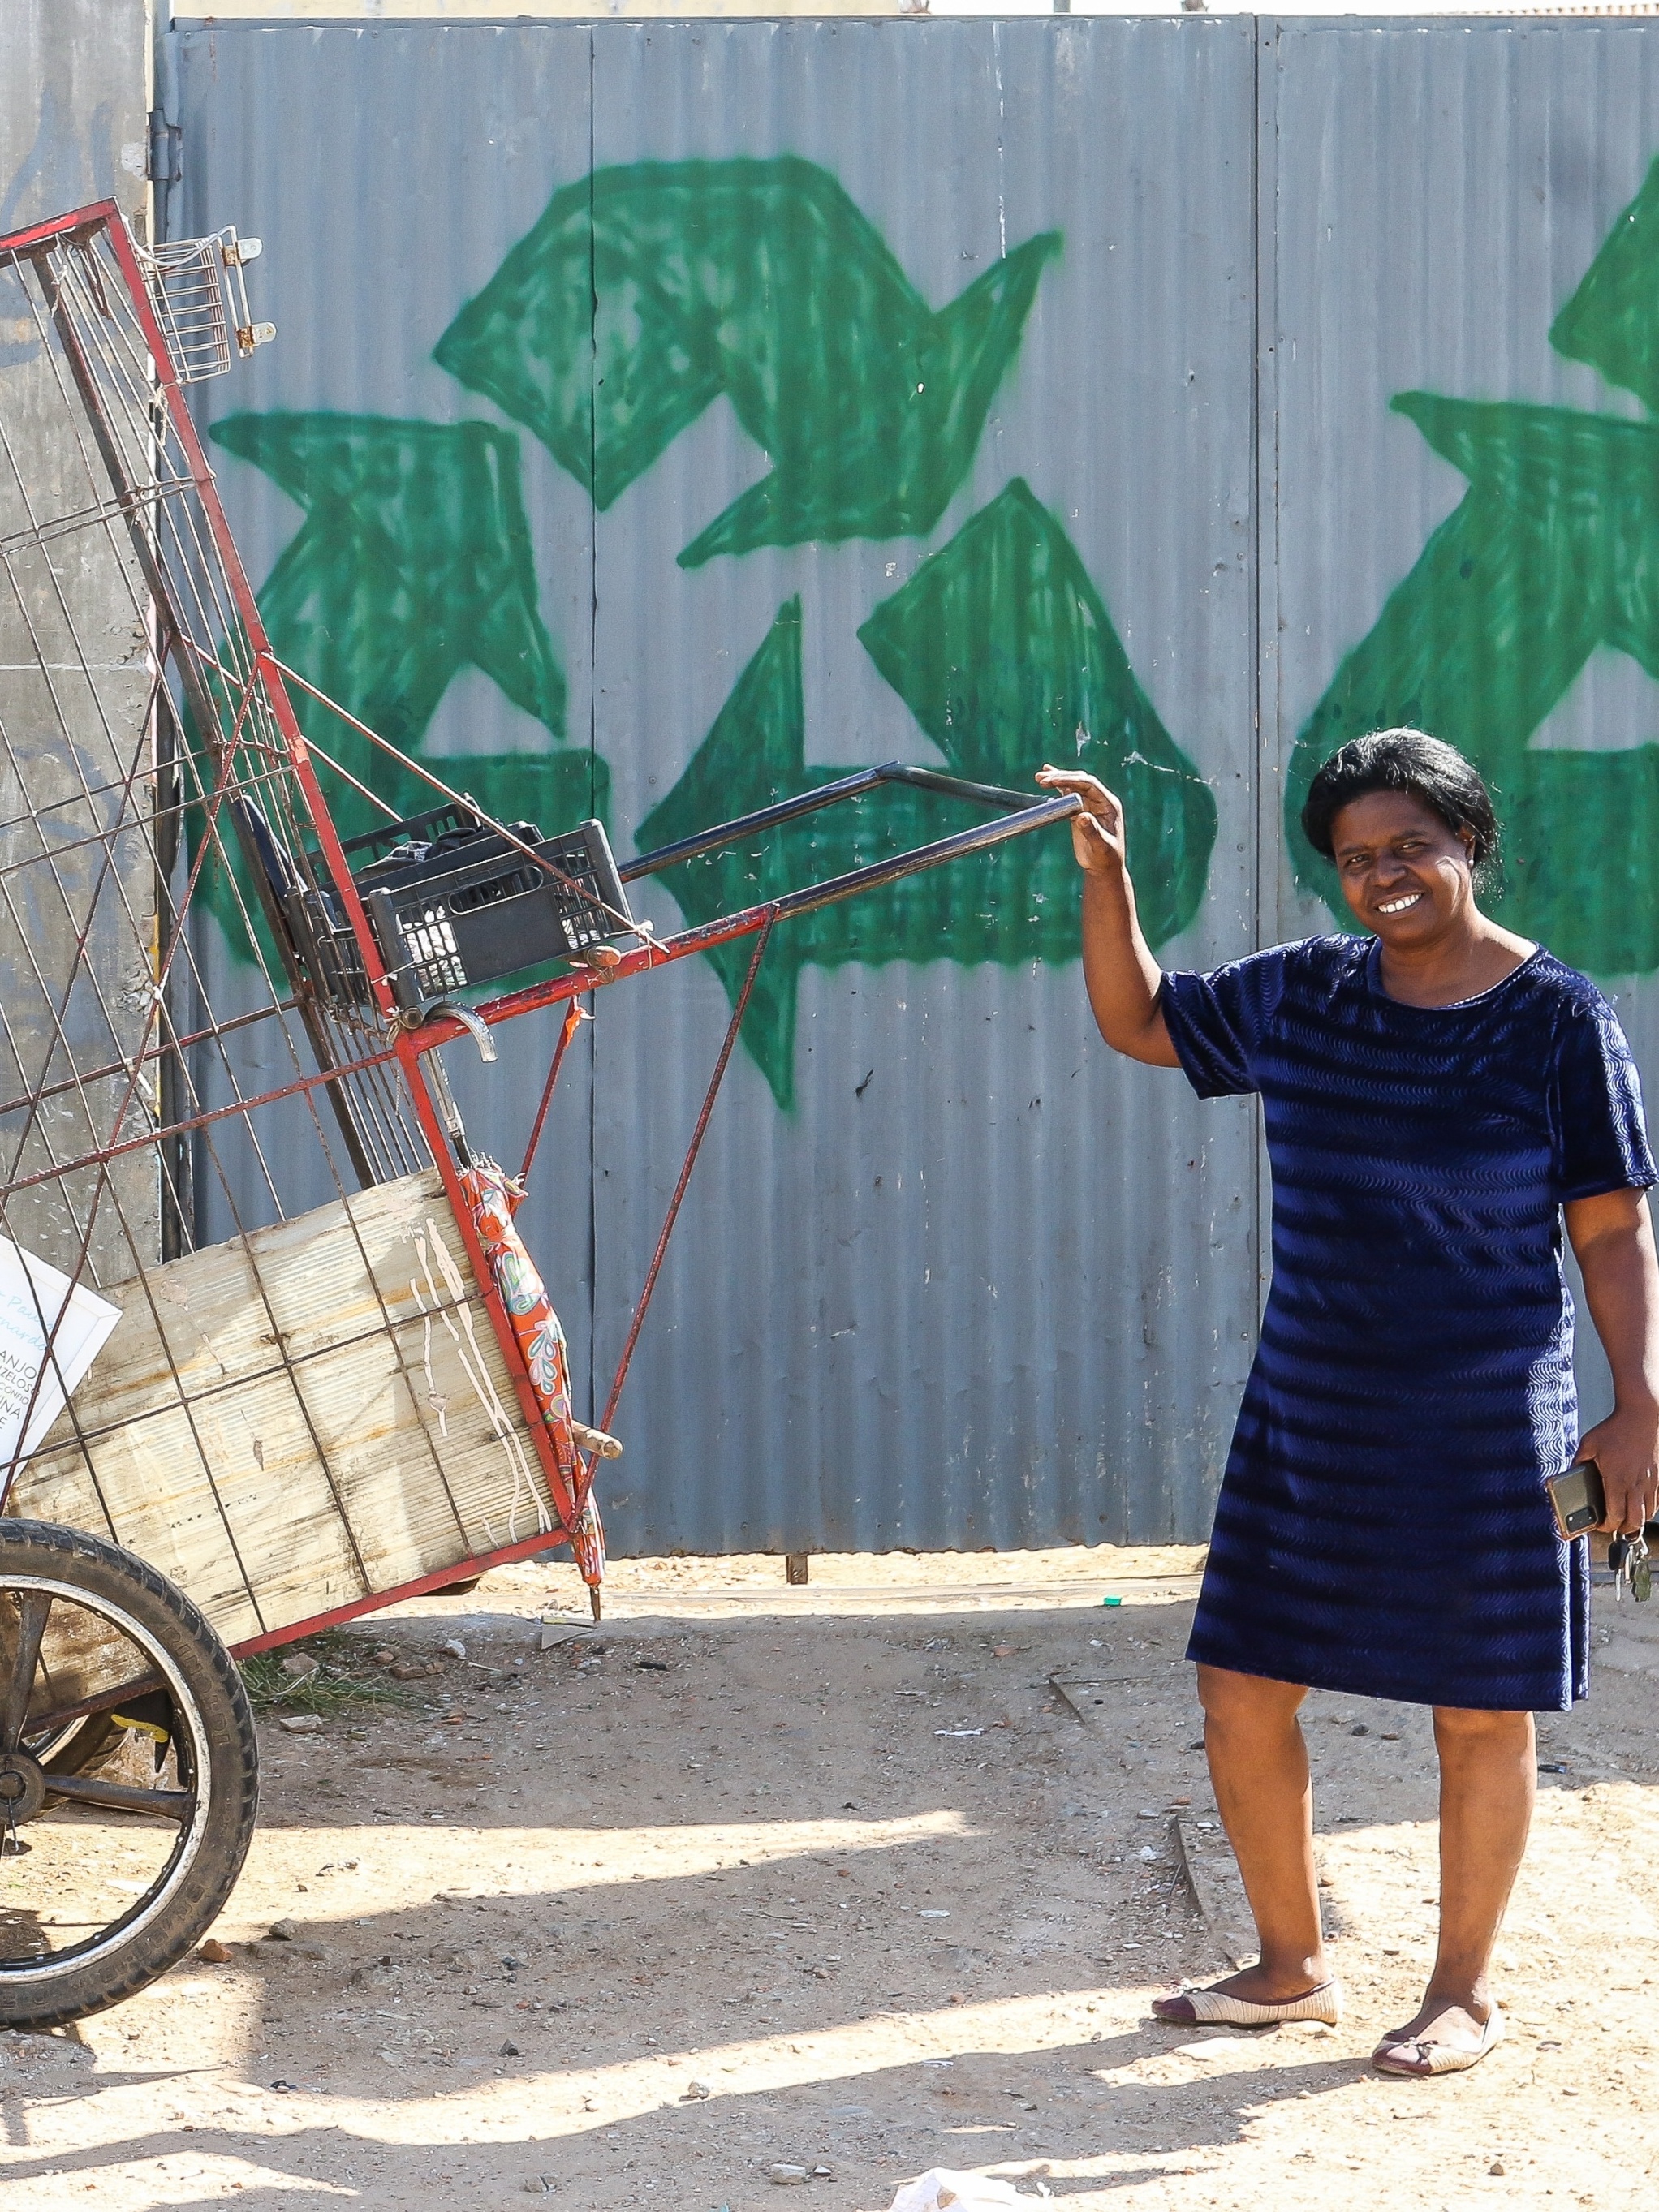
[1432,1704,1534,1747]
[1197,1664,1307,1736]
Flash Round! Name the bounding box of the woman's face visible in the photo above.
[1329,789,1476,947]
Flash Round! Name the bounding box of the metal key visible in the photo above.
[1609,1533,1631,1600]
[1631,1534,1653,1603]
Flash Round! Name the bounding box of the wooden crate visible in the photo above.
[6,1170,554,1648]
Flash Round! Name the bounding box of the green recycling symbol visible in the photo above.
[1288,155,1659,975]
[213,156,1217,1104]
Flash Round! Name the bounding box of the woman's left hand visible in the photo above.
[1575,1405,1659,1535]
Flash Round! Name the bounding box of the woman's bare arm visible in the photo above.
[1036,767,1179,1066]
[1565,1186,1659,1535]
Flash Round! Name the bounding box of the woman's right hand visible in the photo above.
[1036,766,1127,876]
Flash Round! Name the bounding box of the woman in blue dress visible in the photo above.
[1037,730,1659,2076]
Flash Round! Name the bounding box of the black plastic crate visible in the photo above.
[295,800,635,1013]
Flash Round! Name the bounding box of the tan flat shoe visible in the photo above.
[1153,1977,1343,2028]
[1373,2003,1505,2076]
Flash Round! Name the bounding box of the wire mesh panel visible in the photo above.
[0,200,1080,1648]
[0,202,574,1645]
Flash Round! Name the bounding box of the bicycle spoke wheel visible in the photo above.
[0,1519,259,2029]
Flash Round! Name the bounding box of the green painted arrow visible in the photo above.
[637,482,1216,1108]
[1549,153,1659,412]
[433,157,1059,569]
[1287,156,1659,975]
[206,412,605,958]
[1285,399,1659,973]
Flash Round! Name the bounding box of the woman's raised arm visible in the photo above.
[1036,766,1180,1067]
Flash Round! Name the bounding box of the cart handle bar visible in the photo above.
[442,783,1085,1044]
[620,761,1056,880]
[0,789,1081,1207]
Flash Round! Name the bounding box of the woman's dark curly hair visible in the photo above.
[1300,729,1500,867]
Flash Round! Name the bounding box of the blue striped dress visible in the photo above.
[1160,936,1655,1712]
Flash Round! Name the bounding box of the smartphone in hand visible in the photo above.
[1545,1459,1605,1540]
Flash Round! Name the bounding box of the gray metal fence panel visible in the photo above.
[1266,19,1659,1426]
[582,19,1260,1553]
[167,15,1659,1555]
[174,20,602,1400]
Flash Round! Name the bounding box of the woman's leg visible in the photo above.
[1187,1663,1329,1999]
[1377,1706,1535,2056]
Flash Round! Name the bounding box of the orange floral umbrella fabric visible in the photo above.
[460,1157,605,1592]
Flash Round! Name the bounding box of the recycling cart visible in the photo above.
[0,200,1080,2027]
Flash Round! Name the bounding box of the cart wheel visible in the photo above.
[0,1519,259,2029]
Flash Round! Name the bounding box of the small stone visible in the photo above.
[297,1944,329,1962]
[768,2165,810,2185]
[1350,1724,1370,1736]
[278,1713,322,1734]
[682,2078,712,2100]
[499,2038,520,2057]
[373,1647,397,1664]
[267,1918,299,1942]
[389,1661,432,1682]
[1489,2163,1506,2177]
[197,1939,233,1964]
[278,1651,320,1681]
[440,1638,468,1662]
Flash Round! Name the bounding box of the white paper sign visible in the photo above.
[0,1237,122,1475]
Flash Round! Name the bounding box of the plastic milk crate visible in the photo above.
[338,801,635,1011]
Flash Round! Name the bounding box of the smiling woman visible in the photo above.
[1037,728,1659,2084]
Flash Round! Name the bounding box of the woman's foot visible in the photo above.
[1372,1995,1504,2076]
[1153,1963,1341,2027]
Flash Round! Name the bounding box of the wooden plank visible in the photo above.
[5,1169,556,1644]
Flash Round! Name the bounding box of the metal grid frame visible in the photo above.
[0,198,1080,1658]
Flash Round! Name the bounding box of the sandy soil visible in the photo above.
[2,1543,1656,2211]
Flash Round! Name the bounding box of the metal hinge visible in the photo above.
[148,110,182,187]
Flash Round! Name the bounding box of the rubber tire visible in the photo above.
[0,1518,260,2029]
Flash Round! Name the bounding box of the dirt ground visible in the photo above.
[2,1543,1656,2212]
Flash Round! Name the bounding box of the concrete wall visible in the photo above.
[0,2,158,1284]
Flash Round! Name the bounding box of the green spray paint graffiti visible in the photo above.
[640,481,1216,1107]
[1286,157,1659,974]
[433,157,1061,568]
[209,412,605,850]
[212,159,1211,1063]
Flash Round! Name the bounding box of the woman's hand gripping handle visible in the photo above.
[1036,766,1179,1068]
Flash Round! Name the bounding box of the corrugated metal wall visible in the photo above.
[166,15,1659,1551]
